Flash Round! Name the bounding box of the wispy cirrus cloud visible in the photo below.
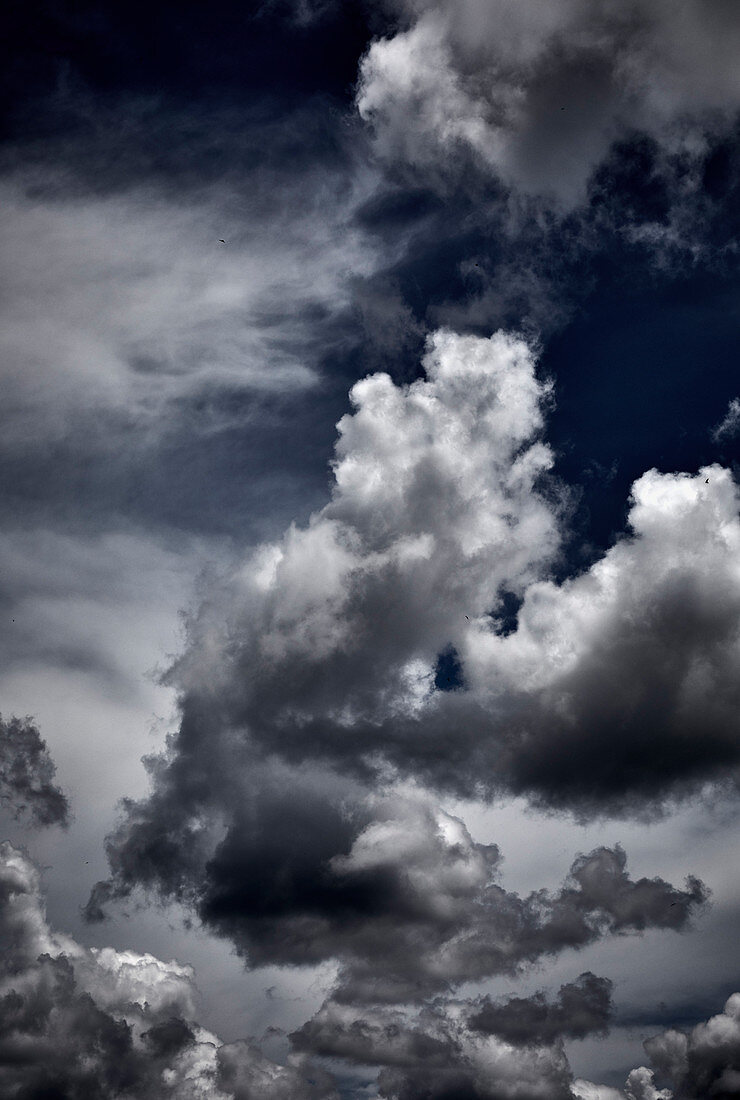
[712,397,740,443]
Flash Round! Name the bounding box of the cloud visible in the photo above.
[294,997,578,1099]
[90,329,740,819]
[152,327,560,776]
[643,991,740,1099]
[292,976,641,1100]
[576,991,740,1098]
[573,1070,671,1100]
[0,841,336,1099]
[0,713,69,827]
[81,329,734,983]
[0,163,374,450]
[89,772,706,1005]
[463,462,740,816]
[294,973,613,1067]
[469,972,613,1044]
[357,0,740,205]
[712,397,740,442]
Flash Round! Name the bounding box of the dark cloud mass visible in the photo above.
[0,713,69,827]
[293,997,579,1100]
[90,765,707,1003]
[469,973,613,1045]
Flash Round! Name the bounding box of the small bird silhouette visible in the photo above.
[465,615,470,621]
[706,478,710,484]
[218,239,226,243]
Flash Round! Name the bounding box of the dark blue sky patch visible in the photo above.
[0,0,377,139]
[543,268,740,560]
[490,590,523,638]
[433,646,464,693]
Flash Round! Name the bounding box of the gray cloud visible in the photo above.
[294,999,577,1099]
[0,158,376,449]
[0,116,389,549]
[469,973,613,1045]
[0,713,69,828]
[79,330,728,1004]
[357,0,740,207]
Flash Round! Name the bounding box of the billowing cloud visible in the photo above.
[573,1069,671,1100]
[0,164,374,449]
[464,461,740,816]
[0,841,336,1099]
[576,991,740,1099]
[644,991,740,1099]
[81,330,733,980]
[0,713,69,827]
[291,974,665,1100]
[294,974,613,1071]
[149,327,560,777]
[357,0,740,205]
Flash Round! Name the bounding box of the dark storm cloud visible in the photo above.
[0,841,337,1099]
[88,752,706,1004]
[0,713,69,827]
[469,973,613,1045]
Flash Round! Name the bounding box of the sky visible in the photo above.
[2,1,740,1097]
